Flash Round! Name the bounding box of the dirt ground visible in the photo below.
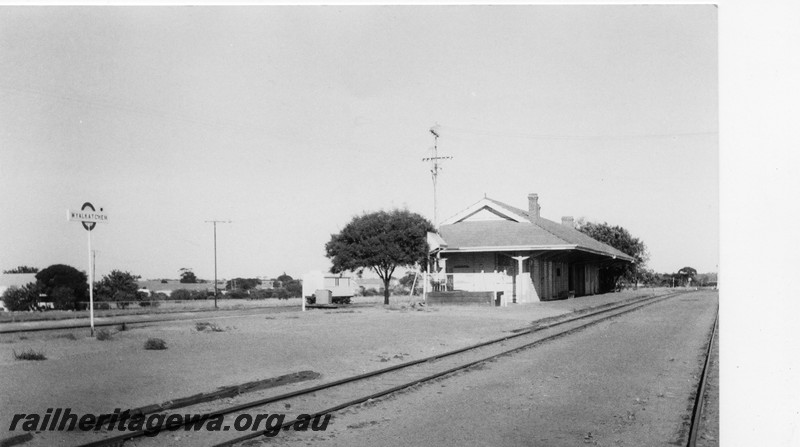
[0,289,672,445]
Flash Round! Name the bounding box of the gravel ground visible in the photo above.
[0,289,672,445]
[262,290,719,447]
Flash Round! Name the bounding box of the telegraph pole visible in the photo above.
[422,125,452,229]
[205,220,231,309]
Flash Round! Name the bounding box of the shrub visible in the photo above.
[305,295,316,305]
[2,285,38,311]
[13,348,46,361]
[50,286,78,311]
[93,302,111,310]
[227,289,249,299]
[169,289,193,301]
[249,289,271,300]
[195,322,225,332]
[138,300,160,308]
[274,288,290,300]
[144,338,167,350]
[95,329,113,341]
[332,296,352,305]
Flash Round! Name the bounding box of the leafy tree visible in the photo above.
[677,266,698,286]
[95,270,141,301]
[276,273,293,284]
[325,209,434,305]
[179,268,198,284]
[576,220,649,293]
[398,270,422,294]
[225,278,261,290]
[2,284,40,311]
[284,279,302,297]
[3,266,39,274]
[35,264,88,310]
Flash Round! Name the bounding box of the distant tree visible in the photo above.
[2,284,40,311]
[284,279,302,297]
[677,266,698,287]
[325,209,434,305]
[576,220,649,293]
[225,278,261,291]
[277,273,293,284]
[35,264,88,310]
[398,270,422,294]
[95,270,142,306]
[179,268,198,284]
[3,266,39,274]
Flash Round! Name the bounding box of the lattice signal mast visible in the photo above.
[422,125,452,228]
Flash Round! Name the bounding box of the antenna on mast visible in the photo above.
[422,124,452,229]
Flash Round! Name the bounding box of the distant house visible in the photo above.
[430,193,633,303]
[137,279,219,297]
[0,273,37,296]
[355,278,398,292]
[0,273,39,311]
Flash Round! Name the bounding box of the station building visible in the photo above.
[428,194,633,303]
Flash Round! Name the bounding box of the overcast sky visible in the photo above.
[0,5,718,280]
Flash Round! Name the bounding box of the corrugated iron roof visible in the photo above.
[437,197,634,262]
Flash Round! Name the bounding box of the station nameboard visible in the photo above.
[67,202,108,231]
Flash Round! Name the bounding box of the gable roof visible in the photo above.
[437,197,634,262]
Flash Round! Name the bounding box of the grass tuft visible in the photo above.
[95,329,113,341]
[143,338,167,350]
[195,322,226,332]
[13,348,47,361]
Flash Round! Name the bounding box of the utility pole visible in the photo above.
[422,125,452,229]
[205,220,231,309]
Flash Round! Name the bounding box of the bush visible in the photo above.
[195,322,225,332]
[170,289,208,300]
[249,289,271,300]
[227,289,249,299]
[93,302,111,310]
[13,348,46,361]
[95,329,113,341]
[332,296,352,305]
[2,285,38,311]
[144,338,167,350]
[305,295,316,305]
[169,289,192,301]
[274,288,290,300]
[51,286,78,311]
[138,300,160,308]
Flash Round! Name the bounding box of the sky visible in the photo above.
[0,4,718,280]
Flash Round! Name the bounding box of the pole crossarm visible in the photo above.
[422,125,453,229]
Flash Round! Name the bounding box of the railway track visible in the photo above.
[686,304,719,447]
[0,307,298,335]
[67,290,691,447]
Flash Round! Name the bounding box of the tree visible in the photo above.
[277,272,293,284]
[3,265,39,274]
[2,283,40,311]
[325,209,434,305]
[677,266,697,287]
[225,278,261,290]
[35,264,88,310]
[95,270,142,307]
[576,220,649,293]
[179,268,198,284]
[398,270,422,294]
[284,279,302,297]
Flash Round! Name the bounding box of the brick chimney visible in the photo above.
[561,216,575,228]
[527,193,540,222]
